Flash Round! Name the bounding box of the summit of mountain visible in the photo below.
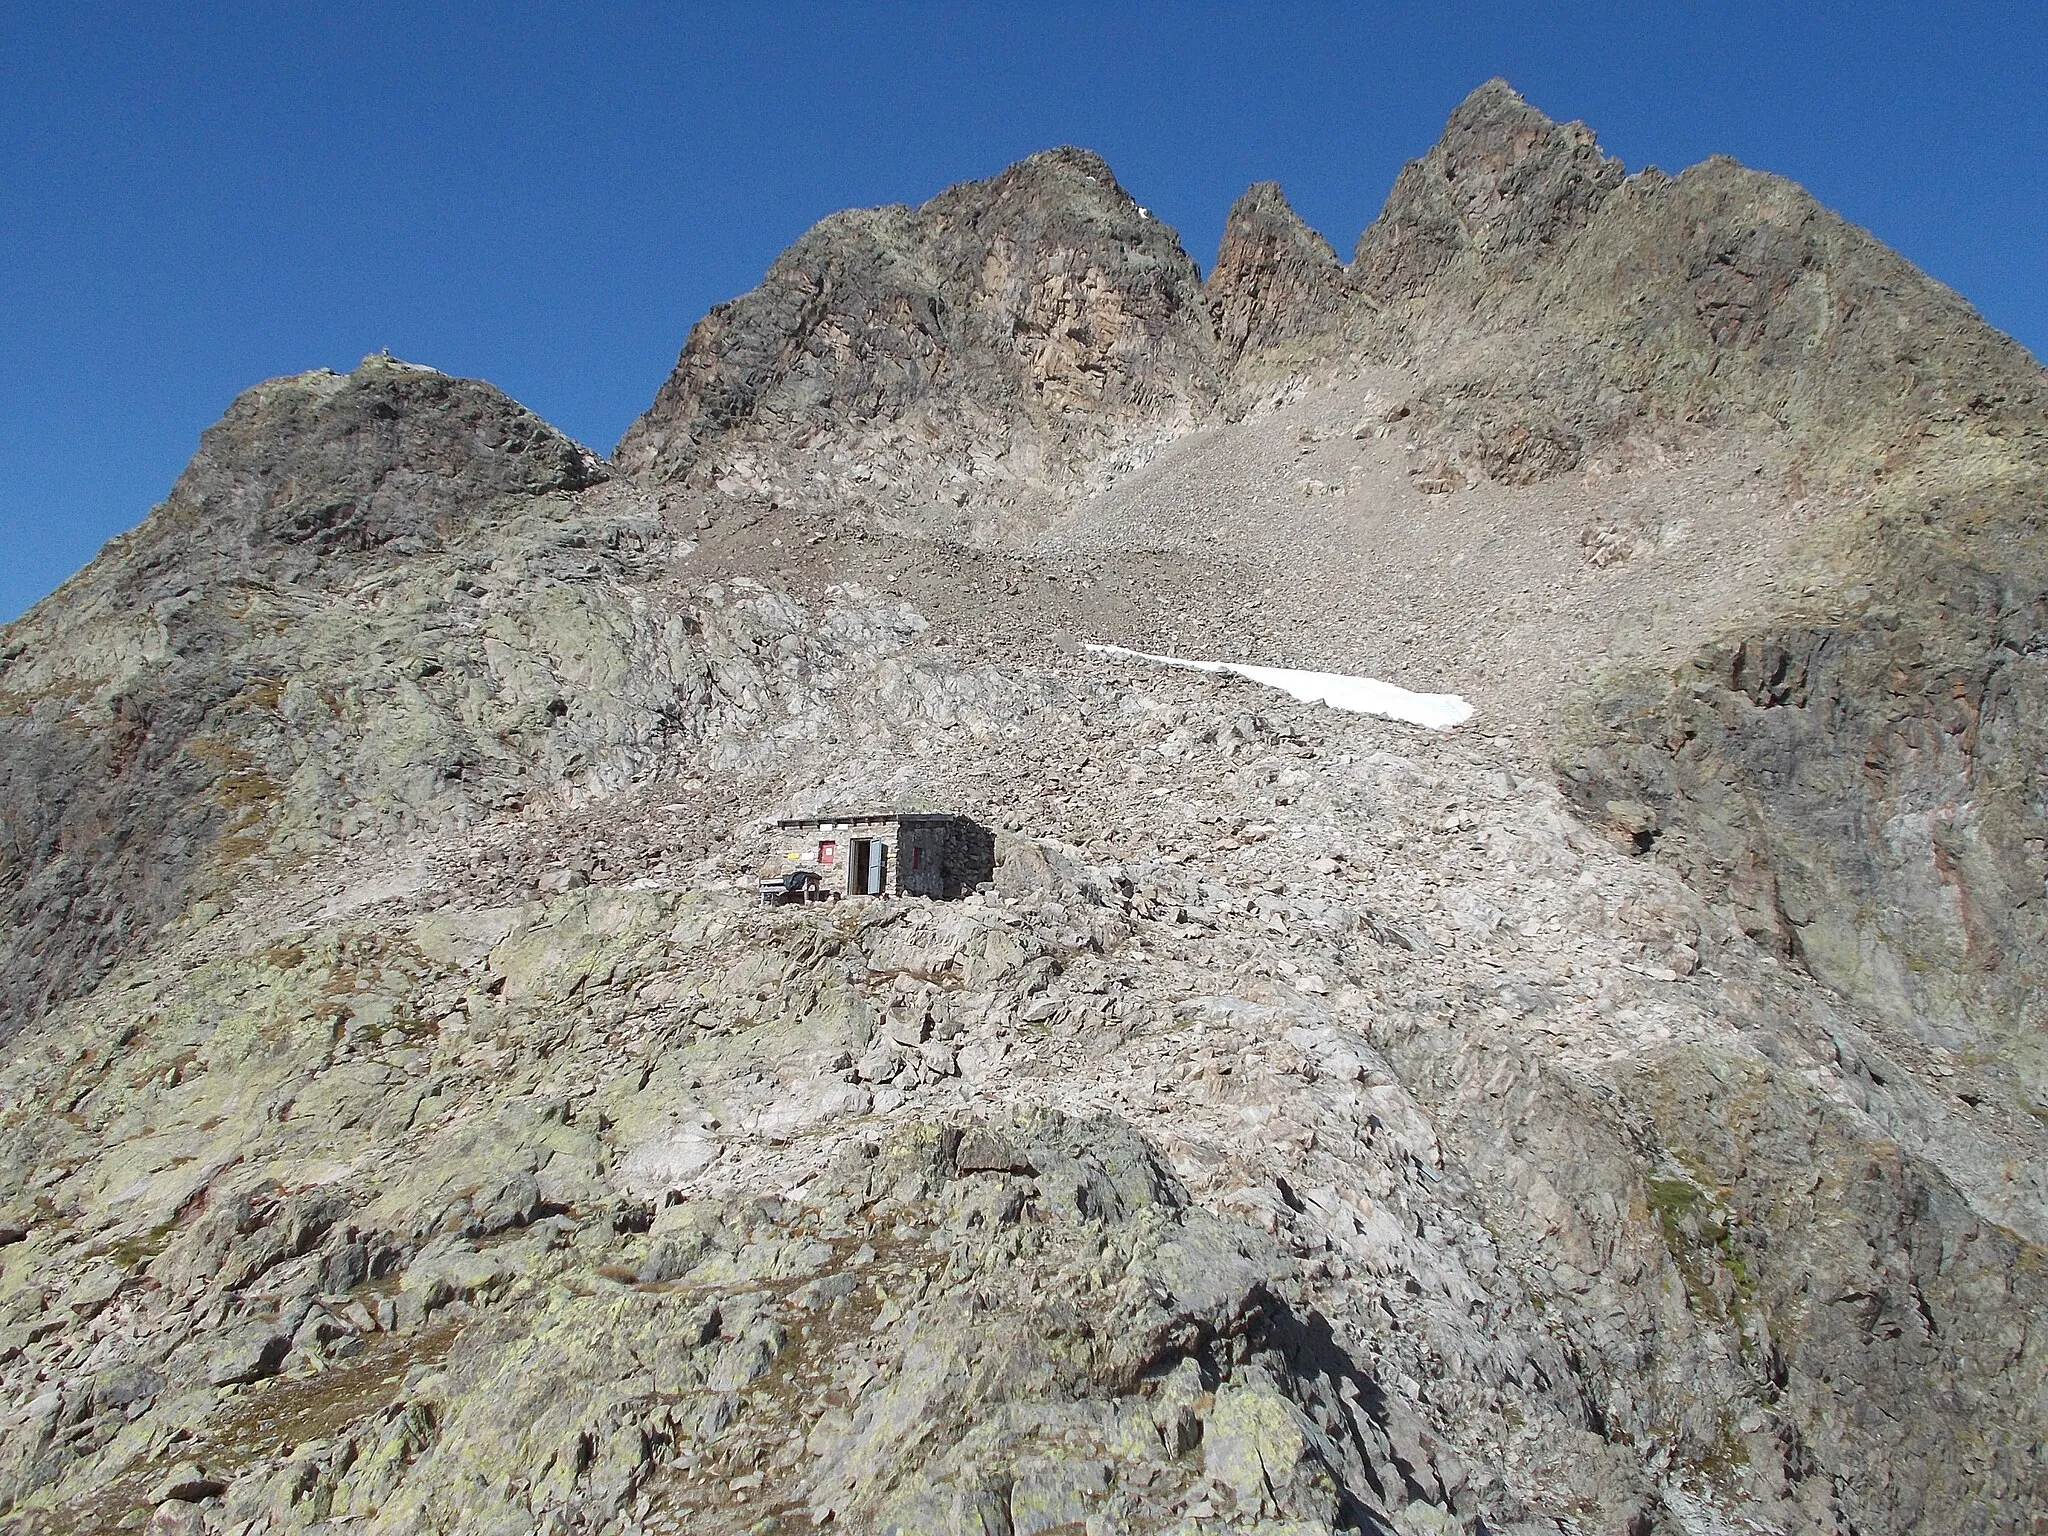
[615,144,1222,540]
[1203,180,1347,376]
[162,354,608,576]
[0,355,621,1027]
[1353,77,1626,296]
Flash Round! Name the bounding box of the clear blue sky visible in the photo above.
[5,2,2043,621]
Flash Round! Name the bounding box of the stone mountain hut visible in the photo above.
[762,813,995,902]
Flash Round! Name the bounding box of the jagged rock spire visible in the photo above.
[1204,181,1346,370]
[1353,78,1624,298]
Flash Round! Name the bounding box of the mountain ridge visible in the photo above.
[1,80,2043,1536]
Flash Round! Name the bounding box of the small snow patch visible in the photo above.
[1084,644,1474,731]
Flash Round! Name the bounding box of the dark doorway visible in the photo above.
[848,838,888,896]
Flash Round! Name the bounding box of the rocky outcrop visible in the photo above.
[1311,88,2048,1088]
[1324,80,2043,496]
[1558,499,2048,1107]
[1481,109,2048,1107]
[1204,182,1347,376]
[1353,78,1624,303]
[150,354,606,586]
[1635,1037,2048,1534]
[616,147,1222,533]
[0,358,620,1032]
[1508,151,2044,483]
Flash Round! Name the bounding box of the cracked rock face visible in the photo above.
[2,79,2046,1536]
[1204,181,1347,378]
[158,355,608,582]
[1352,78,1626,298]
[615,146,1223,536]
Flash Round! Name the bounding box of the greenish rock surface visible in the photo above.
[2,77,2044,1536]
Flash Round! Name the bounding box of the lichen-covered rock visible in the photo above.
[1203,1377,1342,1524]
[2,79,2045,1536]
[204,1324,289,1387]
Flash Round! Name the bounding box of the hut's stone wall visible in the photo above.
[766,813,992,899]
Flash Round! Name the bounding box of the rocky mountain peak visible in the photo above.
[2,83,2046,1536]
[614,147,1219,529]
[1204,181,1346,372]
[939,143,1129,216]
[1353,77,1625,297]
[158,354,606,586]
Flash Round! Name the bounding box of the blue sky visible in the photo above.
[4,2,2043,621]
